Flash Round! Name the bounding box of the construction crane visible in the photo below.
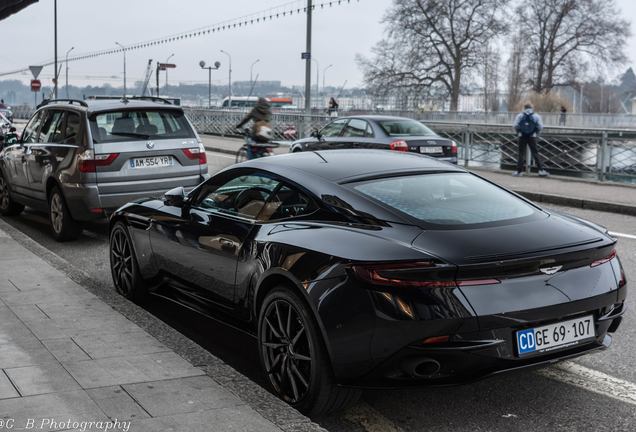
[140,59,153,96]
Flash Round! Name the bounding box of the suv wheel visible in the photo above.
[48,186,82,241]
[0,173,24,216]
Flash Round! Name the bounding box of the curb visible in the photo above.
[514,191,636,216]
[0,218,327,432]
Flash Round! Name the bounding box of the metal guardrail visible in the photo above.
[184,108,636,183]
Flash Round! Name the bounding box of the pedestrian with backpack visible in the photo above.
[512,102,548,177]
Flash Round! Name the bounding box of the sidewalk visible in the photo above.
[200,134,636,216]
[0,223,320,432]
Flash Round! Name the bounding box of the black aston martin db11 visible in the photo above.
[109,150,626,416]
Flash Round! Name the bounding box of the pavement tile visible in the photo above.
[0,288,97,307]
[72,331,169,360]
[5,362,81,396]
[122,376,242,417]
[0,321,39,345]
[22,315,140,340]
[0,389,109,431]
[41,338,92,362]
[86,385,150,422]
[0,371,19,399]
[128,406,280,432]
[63,352,204,389]
[0,339,58,369]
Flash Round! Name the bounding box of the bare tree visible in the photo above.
[483,45,502,112]
[506,34,525,110]
[518,0,630,93]
[358,0,509,111]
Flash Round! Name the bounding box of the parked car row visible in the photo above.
[0,99,627,417]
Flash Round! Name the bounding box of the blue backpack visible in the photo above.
[519,112,538,136]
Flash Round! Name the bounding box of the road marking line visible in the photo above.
[344,401,404,432]
[538,361,636,406]
[609,231,636,240]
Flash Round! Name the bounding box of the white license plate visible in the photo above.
[419,146,443,154]
[516,315,595,356]
[129,156,173,169]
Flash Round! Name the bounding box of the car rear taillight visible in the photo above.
[450,141,458,155]
[590,249,616,267]
[78,149,119,173]
[351,261,501,288]
[183,146,207,164]
[389,140,409,152]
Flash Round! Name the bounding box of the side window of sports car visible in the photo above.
[196,173,281,220]
[261,185,317,222]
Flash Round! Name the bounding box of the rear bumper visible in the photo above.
[63,174,205,221]
[343,291,624,388]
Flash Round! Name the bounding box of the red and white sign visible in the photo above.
[30,79,41,92]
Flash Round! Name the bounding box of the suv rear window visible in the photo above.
[351,172,539,226]
[89,109,195,143]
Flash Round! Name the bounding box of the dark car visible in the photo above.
[0,108,14,123]
[289,115,458,163]
[0,98,208,241]
[109,150,626,416]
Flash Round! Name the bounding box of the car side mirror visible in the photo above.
[164,186,187,207]
[310,129,323,140]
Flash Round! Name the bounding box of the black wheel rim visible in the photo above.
[110,228,134,296]
[260,299,313,404]
[0,177,9,211]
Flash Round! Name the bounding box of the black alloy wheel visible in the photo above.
[0,173,24,216]
[48,186,82,241]
[258,287,360,416]
[109,222,147,304]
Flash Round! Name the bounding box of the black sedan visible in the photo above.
[289,115,458,163]
[109,150,626,416]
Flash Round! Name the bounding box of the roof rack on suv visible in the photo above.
[126,96,173,105]
[38,99,88,108]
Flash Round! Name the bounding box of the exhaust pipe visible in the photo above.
[402,357,441,378]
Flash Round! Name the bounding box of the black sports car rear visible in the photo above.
[109,150,626,416]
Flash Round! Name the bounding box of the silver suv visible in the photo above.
[0,98,208,241]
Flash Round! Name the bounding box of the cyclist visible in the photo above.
[235,97,273,159]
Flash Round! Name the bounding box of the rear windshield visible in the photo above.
[378,119,436,137]
[351,173,539,226]
[89,109,195,143]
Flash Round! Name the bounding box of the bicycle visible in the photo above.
[235,128,279,163]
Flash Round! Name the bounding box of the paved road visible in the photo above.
[1,150,635,431]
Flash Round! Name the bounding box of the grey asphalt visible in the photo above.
[0,149,635,431]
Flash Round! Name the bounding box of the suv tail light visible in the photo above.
[389,140,409,152]
[183,145,207,164]
[78,149,119,173]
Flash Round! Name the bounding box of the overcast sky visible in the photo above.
[0,0,635,89]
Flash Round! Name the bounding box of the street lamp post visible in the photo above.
[115,42,127,97]
[53,0,58,99]
[322,64,333,96]
[165,53,174,89]
[199,60,221,108]
[250,59,260,88]
[65,46,74,99]
[220,50,232,107]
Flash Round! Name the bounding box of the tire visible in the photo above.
[236,146,248,163]
[48,186,82,241]
[0,172,24,216]
[109,222,148,304]
[258,287,360,416]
